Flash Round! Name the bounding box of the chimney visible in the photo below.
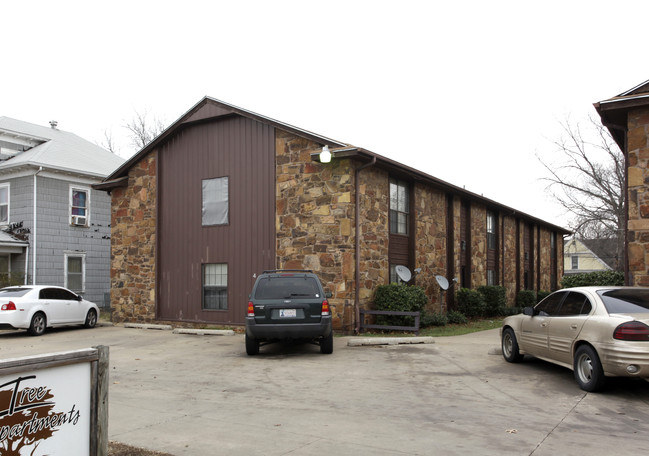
[49,120,58,129]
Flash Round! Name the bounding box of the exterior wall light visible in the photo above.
[320,145,332,163]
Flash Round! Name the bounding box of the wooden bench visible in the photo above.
[358,309,420,335]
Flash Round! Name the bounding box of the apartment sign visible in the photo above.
[0,347,108,456]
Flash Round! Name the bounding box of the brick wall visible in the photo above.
[110,153,157,322]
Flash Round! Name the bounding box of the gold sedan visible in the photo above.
[501,286,649,392]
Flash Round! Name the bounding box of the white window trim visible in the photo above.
[69,185,91,227]
[64,252,86,293]
[0,182,10,225]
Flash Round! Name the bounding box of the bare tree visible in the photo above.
[124,109,166,150]
[538,116,625,242]
[98,128,119,154]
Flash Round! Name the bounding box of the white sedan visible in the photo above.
[0,285,99,336]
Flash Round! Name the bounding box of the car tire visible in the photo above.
[28,312,46,337]
[502,328,523,363]
[574,345,607,392]
[245,334,259,356]
[84,309,98,328]
[320,331,334,354]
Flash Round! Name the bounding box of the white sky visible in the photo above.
[4,0,648,229]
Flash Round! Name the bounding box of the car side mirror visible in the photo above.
[325,292,332,299]
[77,295,83,302]
[523,306,535,316]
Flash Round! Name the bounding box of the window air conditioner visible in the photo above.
[71,215,87,226]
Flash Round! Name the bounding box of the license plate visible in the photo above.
[279,309,297,318]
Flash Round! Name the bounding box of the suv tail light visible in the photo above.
[247,302,255,317]
[321,300,330,316]
[1,302,16,311]
[614,321,649,341]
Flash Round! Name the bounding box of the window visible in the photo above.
[571,255,578,270]
[486,211,497,250]
[202,177,229,226]
[203,263,228,310]
[0,183,9,224]
[556,292,592,316]
[487,270,496,286]
[389,179,409,235]
[70,186,90,226]
[535,291,566,316]
[65,253,85,292]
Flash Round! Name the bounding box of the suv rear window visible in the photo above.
[254,277,322,299]
[599,289,649,313]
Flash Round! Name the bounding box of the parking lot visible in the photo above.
[1,324,648,455]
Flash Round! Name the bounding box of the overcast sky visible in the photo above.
[4,1,648,229]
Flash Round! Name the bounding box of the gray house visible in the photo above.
[0,117,124,306]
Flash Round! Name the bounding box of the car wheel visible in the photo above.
[28,312,46,336]
[320,331,334,354]
[502,328,523,363]
[574,345,607,392]
[84,309,98,328]
[245,334,259,356]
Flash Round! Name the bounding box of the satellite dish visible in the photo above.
[435,275,449,291]
[395,265,412,283]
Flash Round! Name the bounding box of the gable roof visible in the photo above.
[102,97,570,234]
[594,78,649,149]
[581,238,621,270]
[0,117,124,178]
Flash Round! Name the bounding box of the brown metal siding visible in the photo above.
[157,116,275,324]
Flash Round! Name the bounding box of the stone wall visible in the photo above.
[502,215,518,305]
[414,184,447,312]
[627,108,649,286]
[470,205,487,287]
[275,131,356,330]
[110,153,157,322]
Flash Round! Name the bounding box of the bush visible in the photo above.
[496,306,522,316]
[421,311,448,327]
[561,270,624,288]
[456,288,486,319]
[447,310,468,324]
[374,283,428,327]
[477,286,506,317]
[516,290,536,308]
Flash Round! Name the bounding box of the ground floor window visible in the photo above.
[203,263,228,310]
[65,252,85,292]
[487,269,496,286]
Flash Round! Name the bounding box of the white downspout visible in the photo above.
[32,167,42,284]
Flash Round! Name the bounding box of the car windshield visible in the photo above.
[0,288,31,297]
[598,288,649,314]
[254,277,321,299]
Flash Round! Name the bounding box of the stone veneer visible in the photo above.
[627,108,649,286]
[110,153,157,322]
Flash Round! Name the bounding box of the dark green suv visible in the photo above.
[245,270,333,355]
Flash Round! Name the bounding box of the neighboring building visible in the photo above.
[596,79,649,286]
[564,238,620,275]
[97,98,569,331]
[0,117,124,306]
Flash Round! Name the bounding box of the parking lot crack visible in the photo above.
[529,392,587,455]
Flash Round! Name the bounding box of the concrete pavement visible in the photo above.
[1,325,648,455]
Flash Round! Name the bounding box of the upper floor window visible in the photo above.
[70,186,90,226]
[0,183,9,225]
[389,179,409,235]
[202,177,229,226]
[571,255,579,270]
[487,211,497,250]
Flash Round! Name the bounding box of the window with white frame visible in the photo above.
[202,177,229,226]
[571,255,579,270]
[0,183,9,225]
[202,263,228,310]
[70,186,90,226]
[65,253,85,292]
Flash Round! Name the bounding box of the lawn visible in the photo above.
[359,318,503,337]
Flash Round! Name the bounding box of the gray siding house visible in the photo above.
[0,117,124,306]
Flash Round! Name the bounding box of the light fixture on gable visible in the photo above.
[320,145,332,163]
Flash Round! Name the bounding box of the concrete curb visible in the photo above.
[347,336,435,346]
[123,323,173,331]
[172,328,235,336]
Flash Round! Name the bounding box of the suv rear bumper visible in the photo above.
[246,316,332,341]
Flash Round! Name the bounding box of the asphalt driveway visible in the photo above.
[1,325,648,455]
